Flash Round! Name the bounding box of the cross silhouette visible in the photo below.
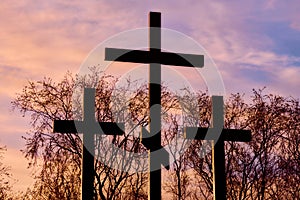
[53,88,125,200]
[185,96,251,200]
[105,12,204,200]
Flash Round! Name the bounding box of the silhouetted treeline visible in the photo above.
[9,68,299,199]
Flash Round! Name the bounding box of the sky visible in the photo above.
[0,0,300,193]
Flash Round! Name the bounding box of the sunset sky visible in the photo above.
[1,0,300,192]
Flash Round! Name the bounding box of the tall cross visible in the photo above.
[53,88,125,200]
[105,12,204,200]
[185,96,251,200]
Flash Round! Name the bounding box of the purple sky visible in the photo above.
[0,0,300,192]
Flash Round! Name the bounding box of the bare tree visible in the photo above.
[0,146,13,200]
[11,69,140,199]
[163,114,192,200]
[181,90,214,200]
[224,90,300,200]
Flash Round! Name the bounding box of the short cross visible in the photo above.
[53,88,125,200]
[105,12,204,200]
[185,96,251,200]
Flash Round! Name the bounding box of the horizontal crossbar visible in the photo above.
[53,120,124,135]
[105,48,204,67]
[185,127,251,142]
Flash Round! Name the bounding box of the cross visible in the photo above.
[185,96,251,200]
[53,88,125,200]
[105,12,204,200]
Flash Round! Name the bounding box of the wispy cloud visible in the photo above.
[158,0,300,97]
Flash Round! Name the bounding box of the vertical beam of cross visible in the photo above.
[53,88,124,200]
[212,96,226,199]
[82,88,96,199]
[185,96,251,200]
[148,12,162,200]
[105,11,204,200]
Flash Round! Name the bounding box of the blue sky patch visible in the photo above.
[261,21,300,57]
[240,67,272,83]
